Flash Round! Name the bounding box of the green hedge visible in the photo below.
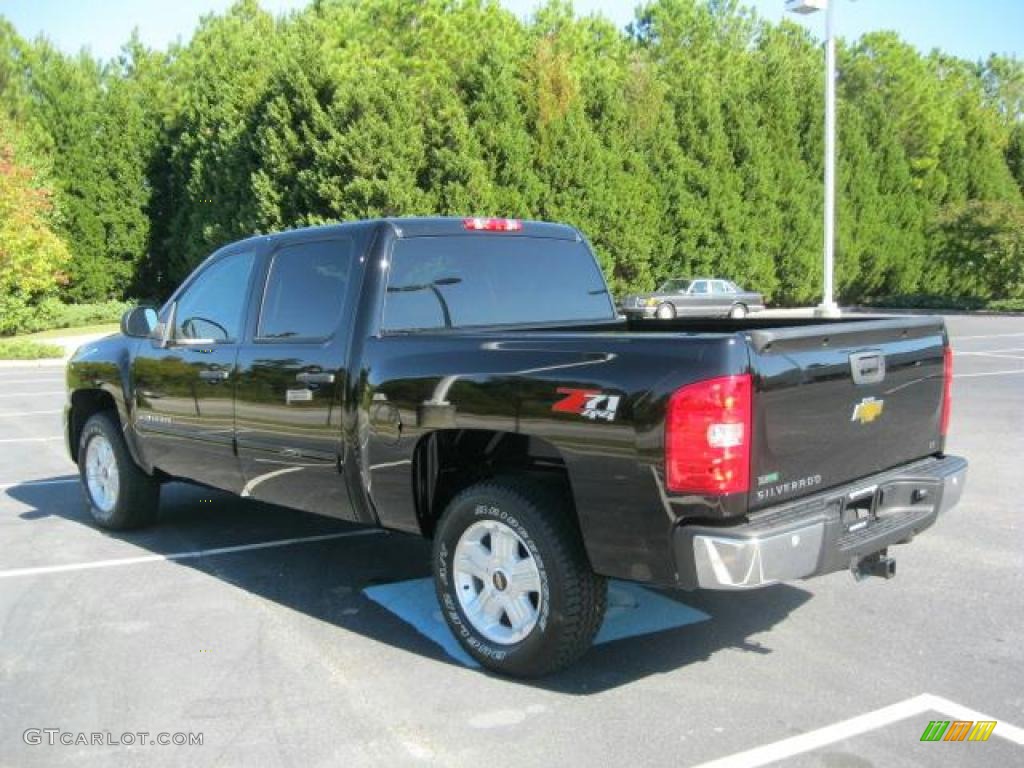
[0,339,64,359]
[864,294,1024,312]
[987,298,1024,312]
[0,298,132,337]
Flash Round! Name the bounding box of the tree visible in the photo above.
[0,116,70,333]
[1,0,1023,308]
[930,201,1024,299]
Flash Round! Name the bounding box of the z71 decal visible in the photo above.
[552,388,621,422]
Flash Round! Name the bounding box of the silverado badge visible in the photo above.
[851,396,884,425]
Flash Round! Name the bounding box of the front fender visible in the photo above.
[66,335,153,473]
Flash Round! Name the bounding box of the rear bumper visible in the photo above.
[673,455,967,590]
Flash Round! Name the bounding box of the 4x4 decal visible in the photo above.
[552,388,621,422]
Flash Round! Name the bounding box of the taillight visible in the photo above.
[462,217,522,232]
[665,374,752,495]
[940,346,953,436]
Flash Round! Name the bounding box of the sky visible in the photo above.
[3,0,1023,63]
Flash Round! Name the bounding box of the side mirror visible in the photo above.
[121,306,158,338]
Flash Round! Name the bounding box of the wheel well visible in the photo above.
[412,429,576,538]
[68,389,117,462]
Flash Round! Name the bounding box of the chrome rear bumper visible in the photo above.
[674,455,967,590]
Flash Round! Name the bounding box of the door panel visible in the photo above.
[710,280,734,315]
[234,237,362,521]
[681,280,717,316]
[133,344,242,491]
[132,249,257,492]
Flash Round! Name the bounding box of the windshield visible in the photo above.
[658,279,691,293]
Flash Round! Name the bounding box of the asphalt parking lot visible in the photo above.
[1,314,1022,767]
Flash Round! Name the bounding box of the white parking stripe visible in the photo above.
[0,378,65,384]
[0,478,78,491]
[691,693,1023,768]
[954,331,1024,340]
[0,529,384,580]
[0,391,65,398]
[0,410,62,417]
[960,352,1024,360]
[0,436,63,443]
[955,369,1024,378]
[954,348,1024,358]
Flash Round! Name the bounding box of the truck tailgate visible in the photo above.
[747,317,947,510]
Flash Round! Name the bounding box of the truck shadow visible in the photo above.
[9,478,811,695]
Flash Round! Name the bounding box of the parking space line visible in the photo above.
[0,477,78,491]
[0,391,65,398]
[954,332,1024,340]
[956,350,1024,360]
[691,693,1023,768]
[0,436,63,443]
[0,378,65,384]
[955,369,1024,378]
[0,529,384,580]
[956,346,1024,355]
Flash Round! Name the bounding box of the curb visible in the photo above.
[849,306,1024,318]
[0,332,111,368]
[0,358,68,369]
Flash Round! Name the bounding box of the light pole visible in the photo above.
[787,0,841,317]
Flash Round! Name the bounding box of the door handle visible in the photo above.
[199,369,230,382]
[296,371,335,385]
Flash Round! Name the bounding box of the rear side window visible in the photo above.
[382,236,613,331]
[259,239,353,340]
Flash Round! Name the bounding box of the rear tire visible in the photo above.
[433,479,607,677]
[78,411,160,530]
[729,303,748,319]
[656,302,676,320]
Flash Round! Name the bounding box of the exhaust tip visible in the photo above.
[852,551,896,581]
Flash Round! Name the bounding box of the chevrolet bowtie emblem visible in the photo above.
[851,397,884,425]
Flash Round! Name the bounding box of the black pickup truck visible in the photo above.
[66,217,967,676]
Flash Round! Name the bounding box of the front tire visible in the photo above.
[78,411,160,529]
[655,302,676,320]
[433,479,607,677]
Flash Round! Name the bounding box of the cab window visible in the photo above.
[174,251,256,342]
[690,281,709,295]
[383,236,613,331]
[258,239,354,341]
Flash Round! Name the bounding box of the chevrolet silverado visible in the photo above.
[65,217,967,676]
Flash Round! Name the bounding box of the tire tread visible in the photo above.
[437,477,607,676]
[79,411,159,530]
